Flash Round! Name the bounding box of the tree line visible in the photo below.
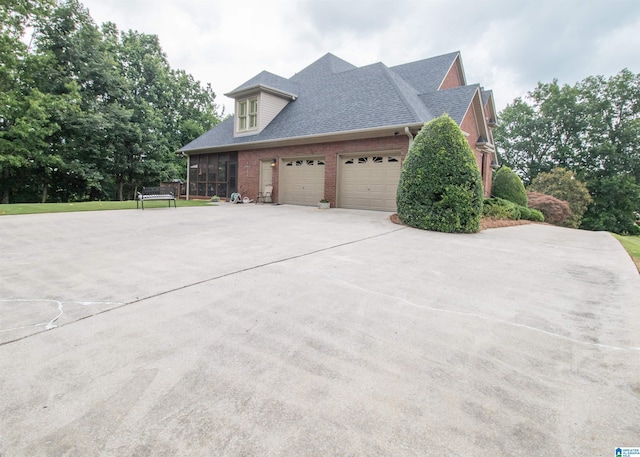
[0,0,221,203]
[494,69,640,234]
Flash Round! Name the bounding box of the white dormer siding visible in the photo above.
[260,92,289,131]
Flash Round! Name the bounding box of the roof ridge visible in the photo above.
[378,64,430,122]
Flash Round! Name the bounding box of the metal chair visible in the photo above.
[256,185,273,204]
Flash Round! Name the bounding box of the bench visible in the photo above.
[137,187,176,209]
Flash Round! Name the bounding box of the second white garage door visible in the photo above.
[339,154,402,211]
[279,158,325,206]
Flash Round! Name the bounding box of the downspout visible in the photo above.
[404,127,414,148]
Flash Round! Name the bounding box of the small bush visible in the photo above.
[483,197,544,222]
[483,197,521,220]
[397,115,484,233]
[527,191,572,225]
[492,166,528,207]
[528,209,544,222]
[519,206,532,220]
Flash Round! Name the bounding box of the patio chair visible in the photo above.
[256,185,273,204]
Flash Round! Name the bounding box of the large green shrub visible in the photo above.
[528,168,591,228]
[396,115,484,233]
[492,166,527,207]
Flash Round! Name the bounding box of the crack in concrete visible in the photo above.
[0,298,125,334]
[0,227,406,346]
[334,278,640,352]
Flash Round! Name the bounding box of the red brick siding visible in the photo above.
[483,102,495,144]
[439,61,463,90]
[460,106,492,197]
[238,135,410,206]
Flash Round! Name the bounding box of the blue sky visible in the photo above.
[80,0,640,115]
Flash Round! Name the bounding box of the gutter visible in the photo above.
[181,122,425,155]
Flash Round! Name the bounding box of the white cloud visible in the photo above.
[80,0,640,116]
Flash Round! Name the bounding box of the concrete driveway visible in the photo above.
[1,204,638,456]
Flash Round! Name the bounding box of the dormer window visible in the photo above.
[238,97,258,132]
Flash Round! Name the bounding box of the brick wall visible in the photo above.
[238,135,411,206]
[460,106,493,197]
[439,59,463,90]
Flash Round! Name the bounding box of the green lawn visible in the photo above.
[0,199,213,215]
[613,234,640,272]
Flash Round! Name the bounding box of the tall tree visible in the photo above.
[1,0,221,203]
[0,0,58,203]
[494,70,640,234]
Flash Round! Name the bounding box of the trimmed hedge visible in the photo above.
[492,166,527,207]
[396,115,484,233]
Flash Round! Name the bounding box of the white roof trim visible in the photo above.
[225,84,297,101]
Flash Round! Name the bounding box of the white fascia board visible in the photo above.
[182,123,425,155]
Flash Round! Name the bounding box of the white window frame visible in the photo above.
[237,96,258,132]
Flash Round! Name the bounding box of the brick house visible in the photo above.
[179,51,498,211]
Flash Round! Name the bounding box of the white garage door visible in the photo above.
[280,158,325,206]
[339,154,402,211]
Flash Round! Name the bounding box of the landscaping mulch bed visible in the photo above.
[390,214,531,231]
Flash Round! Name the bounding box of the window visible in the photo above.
[189,152,238,198]
[237,97,258,132]
[249,98,257,128]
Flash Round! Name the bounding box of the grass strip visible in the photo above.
[613,234,640,272]
[0,200,212,215]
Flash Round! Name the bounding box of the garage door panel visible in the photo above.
[339,154,401,211]
[280,158,325,206]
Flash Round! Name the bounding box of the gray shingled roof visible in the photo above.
[390,52,460,93]
[419,85,480,125]
[180,51,486,153]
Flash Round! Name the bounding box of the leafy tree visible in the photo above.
[494,69,640,234]
[397,115,484,233]
[581,175,640,235]
[0,0,57,203]
[528,168,592,228]
[1,0,221,203]
[491,166,527,206]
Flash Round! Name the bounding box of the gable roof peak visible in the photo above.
[390,51,463,93]
[290,53,357,82]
